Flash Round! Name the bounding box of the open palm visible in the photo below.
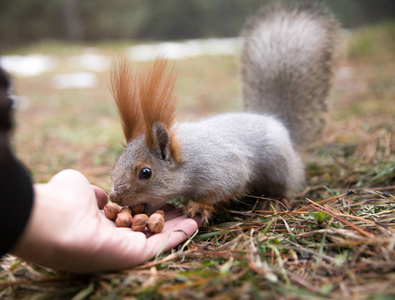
[12,170,198,273]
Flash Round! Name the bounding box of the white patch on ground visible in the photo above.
[0,38,241,90]
[68,51,110,72]
[1,54,57,77]
[128,38,242,61]
[51,72,98,89]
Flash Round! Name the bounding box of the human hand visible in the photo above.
[11,169,198,273]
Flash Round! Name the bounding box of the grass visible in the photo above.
[1,21,395,299]
[347,21,395,62]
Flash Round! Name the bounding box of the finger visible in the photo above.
[143,216,183,238]
[145,217,198,259]
[163,210,202,227]
[160,207,202,226]
[92,185,108,209]
[162,214,192,230]
[70,217,197,272]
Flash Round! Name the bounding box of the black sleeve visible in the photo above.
[0,64,34,256]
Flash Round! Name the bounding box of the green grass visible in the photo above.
[347,21,395,61]
[1,22,395,299]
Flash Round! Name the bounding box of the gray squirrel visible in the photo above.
[108,3,339,224]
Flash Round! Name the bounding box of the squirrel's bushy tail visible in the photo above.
[241,2,339,146]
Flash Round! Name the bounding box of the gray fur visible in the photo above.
[110,113,304,213]
[241,2,339,145]
[109,3,338,217]
[176,113,304,202]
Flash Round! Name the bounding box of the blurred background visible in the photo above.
[0,0,395,48]
[0,0,394,189]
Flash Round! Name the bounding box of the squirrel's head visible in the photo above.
[108,57,182,213]
[109,122,183,212]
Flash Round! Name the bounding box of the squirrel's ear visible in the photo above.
[152,122,172,162]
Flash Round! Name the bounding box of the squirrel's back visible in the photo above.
[241,2,339,145]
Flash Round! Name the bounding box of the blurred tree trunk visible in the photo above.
[63,0,83,40]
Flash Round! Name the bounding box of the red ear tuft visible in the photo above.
[110,56,144,142]
[110,56,182,163]
[139,58,181,163]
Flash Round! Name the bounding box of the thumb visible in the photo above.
[48,169,89,186]
[46,169,97,208]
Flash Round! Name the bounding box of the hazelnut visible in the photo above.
[104,202,121,220]
[147,213,165,233]
[154,210,165,218]
[130,204,145,215]
[120,207,132,215]
[132,214,149,232]
[115,212,133,227]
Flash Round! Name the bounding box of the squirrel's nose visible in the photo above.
[108,192,121,204]
[109,183,129,205]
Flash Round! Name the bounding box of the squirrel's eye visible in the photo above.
[139,167,152,180]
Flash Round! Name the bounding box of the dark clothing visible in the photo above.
[0,65,33,256]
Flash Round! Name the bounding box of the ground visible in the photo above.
[0,22,394,299]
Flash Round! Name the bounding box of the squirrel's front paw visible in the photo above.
[183,202,214,226]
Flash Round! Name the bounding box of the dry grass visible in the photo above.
[1,22,394,299]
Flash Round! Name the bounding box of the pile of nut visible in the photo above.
[104,202,165,233]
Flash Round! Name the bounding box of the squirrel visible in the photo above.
[108,2,339,225]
